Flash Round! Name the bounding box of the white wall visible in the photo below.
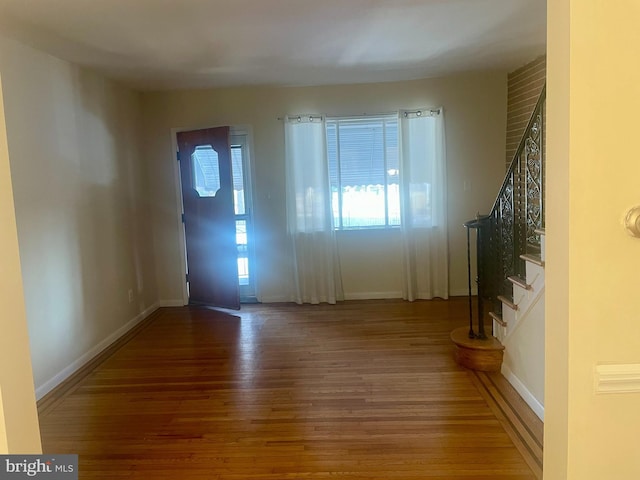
[0,36,158,397]
[142,73,507,303]
[501,278,546,420]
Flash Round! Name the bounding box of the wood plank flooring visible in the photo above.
[38,298,542,479]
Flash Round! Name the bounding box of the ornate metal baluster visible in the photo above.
[500,170,515,296]
[463,86,545,338]
[525,113,543,249]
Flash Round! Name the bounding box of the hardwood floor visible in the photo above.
[39,298,542,479]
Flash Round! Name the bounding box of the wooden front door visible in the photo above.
[177,127,240,310]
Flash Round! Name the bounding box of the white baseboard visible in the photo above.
[501,363,545,421]
[258,295,291,303]
[450,287,477,297]
[343,291,403,301]
[35,302,160,400]
[260,292,472,303]
[159,299,185,307]
[260,292,404,303]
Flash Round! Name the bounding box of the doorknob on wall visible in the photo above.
[624,206,640,238]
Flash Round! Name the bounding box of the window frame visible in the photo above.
[326,114,400,231]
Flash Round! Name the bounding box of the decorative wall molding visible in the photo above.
[595,363,640,394]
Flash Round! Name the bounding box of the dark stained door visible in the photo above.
[177,127,240,310]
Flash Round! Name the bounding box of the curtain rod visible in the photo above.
[402,108,441,117]
[277,108,441,121]
[277,112,393,121]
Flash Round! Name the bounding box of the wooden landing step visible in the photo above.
[450,327,505,373]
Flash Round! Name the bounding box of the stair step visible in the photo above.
[489,311,507,327]
[497,294,519,311]
[526,243,541,253]
[508,275,532,290]
[534,227,546,236]
[520,253,545,267]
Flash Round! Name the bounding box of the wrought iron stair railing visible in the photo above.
[464,86,546,339]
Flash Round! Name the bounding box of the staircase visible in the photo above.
[492,229,545,420]
[453,86,546,420]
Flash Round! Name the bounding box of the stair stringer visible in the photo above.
[493,262,544,342]
[494,232,546,420]
[501,286,545,420]
[499,252,545,420]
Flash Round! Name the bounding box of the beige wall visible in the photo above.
[546,0,640,478]
[142,72,507,303]
[0,36,158,397]
[0,73,41,453]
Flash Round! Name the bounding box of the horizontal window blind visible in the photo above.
[326,115,400,229]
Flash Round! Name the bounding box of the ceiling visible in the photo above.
[0,0,546,91]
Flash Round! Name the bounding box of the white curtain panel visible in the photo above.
[399,109,449,300]
[284,115,344,304]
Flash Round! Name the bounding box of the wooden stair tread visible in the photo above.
[507,275,531,290]
[489,311,507,327]
[520,253,545,267]
[497,294,518,311]
[450,327,505,351]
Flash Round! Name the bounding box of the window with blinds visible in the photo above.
[326,115,400,229]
